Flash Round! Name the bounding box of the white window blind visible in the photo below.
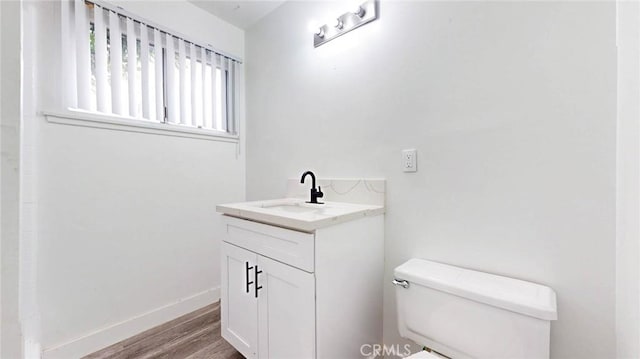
[61,0,240,135]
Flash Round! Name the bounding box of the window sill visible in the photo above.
[42,109,239,143]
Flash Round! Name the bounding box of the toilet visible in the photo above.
[393,259,558,359]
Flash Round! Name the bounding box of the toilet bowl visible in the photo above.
[393,259,557,359]
[406,350,447,359]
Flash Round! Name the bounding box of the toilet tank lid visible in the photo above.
[394,259,558,321]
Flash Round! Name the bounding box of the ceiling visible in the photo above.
[189,0,287,29]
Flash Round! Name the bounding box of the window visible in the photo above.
[61,0,240,135]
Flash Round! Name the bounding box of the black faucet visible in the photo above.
[300,171,324,204]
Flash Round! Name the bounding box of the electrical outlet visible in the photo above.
[402,149,417,172]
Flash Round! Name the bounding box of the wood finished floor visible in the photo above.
[83,302,243,359]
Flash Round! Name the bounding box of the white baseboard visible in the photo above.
[24,339,42,359]
[42,287,220,359]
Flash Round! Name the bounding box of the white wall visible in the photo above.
[1,1,24,357]
[245,1,617,358]
[21,1,245,357]
[616,1,640,358]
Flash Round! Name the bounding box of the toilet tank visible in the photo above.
[394,259,557,359]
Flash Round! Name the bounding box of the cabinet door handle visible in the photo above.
[245,262,254,293]
[254,265,263,298]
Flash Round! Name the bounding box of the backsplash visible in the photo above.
[286,178,386,206]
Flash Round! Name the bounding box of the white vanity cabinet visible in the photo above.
[221,241,315,359]
[220,213,384,359]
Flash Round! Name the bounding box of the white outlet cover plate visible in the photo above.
[402,149,417,172]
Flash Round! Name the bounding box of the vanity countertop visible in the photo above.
[216,198,384,232]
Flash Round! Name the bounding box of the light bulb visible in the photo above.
[334,18,344,29]
[307,20,320,34]
[315,27,325,38]
[353,5,365,18]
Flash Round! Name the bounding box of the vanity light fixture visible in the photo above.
[313,0,378,48]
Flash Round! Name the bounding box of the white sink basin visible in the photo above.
[216,198,384,232]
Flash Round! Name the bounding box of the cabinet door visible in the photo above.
[222,242,258,359]
[257,255,315,359]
